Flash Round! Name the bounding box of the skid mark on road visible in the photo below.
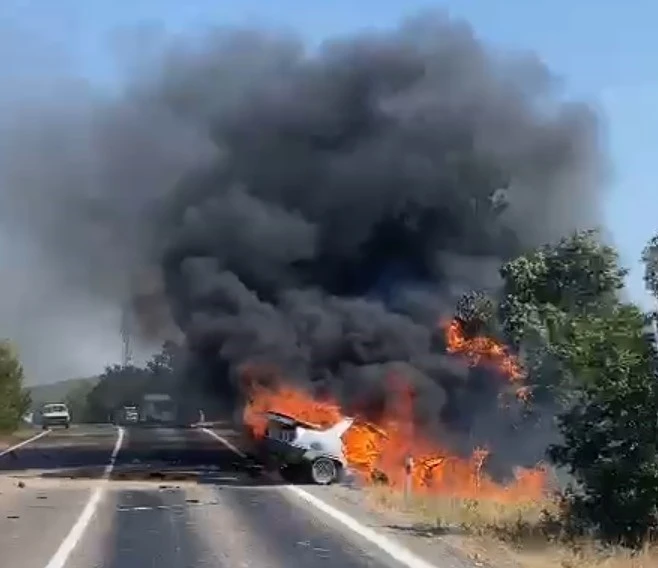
[201,428,439,568]
[43,426,124,568]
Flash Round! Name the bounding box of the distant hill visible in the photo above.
[28,376,100,410]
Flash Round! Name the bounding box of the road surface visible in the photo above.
[0,424,441,568]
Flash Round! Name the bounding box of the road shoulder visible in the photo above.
[205,426,483,568]
[0,428,50,455]
[287,483,483,568]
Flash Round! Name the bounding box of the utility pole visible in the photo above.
[121,304,133,367]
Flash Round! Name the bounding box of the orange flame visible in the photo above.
[444,318,532,402]
[242,322,547,504]
[444,319,524,381]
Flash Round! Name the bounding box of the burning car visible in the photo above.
[259,411,354,485]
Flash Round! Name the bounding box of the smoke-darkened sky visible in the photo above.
[0,8,612,392]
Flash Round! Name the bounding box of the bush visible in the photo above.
[0,340,31,433]
[548,305,658,546]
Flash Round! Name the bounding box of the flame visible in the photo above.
[444,319,524,381]
[242,326,548,504]
[444,319,531,402]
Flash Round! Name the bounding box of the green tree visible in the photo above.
[497,230,658,544]
[64,381,96,423]
[85,364,152,422]
[0,341,31,433]
[83,341,183,422]
[642,234,658,300]
[146,340,184,377]
[498,229,627,401]
[548,304,658,545]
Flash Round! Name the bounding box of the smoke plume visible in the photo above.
[0,14,604,466]
[153,15,604,466]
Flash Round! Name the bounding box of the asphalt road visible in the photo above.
[0,424,438,568]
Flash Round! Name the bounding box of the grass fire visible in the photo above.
[243,318,548,502]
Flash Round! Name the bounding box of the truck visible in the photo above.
[141,393,178,424]
[113,405,139,425]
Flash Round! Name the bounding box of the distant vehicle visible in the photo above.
[40,403,71,430]
[141,394,179,425]
[114,405,139,425]
[124,406,139,423]
[259,411,354,485]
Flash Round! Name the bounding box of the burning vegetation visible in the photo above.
[0,12,596,511]
[243,318,548,503]
[146,16,601,499]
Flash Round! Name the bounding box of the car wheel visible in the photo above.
[42,424,48,430]
[310,457,338,485]
[65,423,70,429]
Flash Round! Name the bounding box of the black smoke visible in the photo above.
[0,14,604,467]
[149,16,604,467]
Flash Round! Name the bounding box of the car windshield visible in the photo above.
[43,404,67,413]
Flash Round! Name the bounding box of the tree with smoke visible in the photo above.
[547,302,658,545]
[141,17,604,466]
[642,234,658,301]
[498,229,626,402]
[0,341,31,433]
[81,340,191,423]
[499,229,658,544]
[3,9,658,546]
[0,13,604,474]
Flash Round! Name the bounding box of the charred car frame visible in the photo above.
[257,411,354,485]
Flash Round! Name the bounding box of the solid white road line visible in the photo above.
[201,427,246,457]
[0,428,51,457]
[43,426,125,568]
[201,428,438,568]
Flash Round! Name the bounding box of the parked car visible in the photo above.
[40,403,71,429]
[258,411,354,485]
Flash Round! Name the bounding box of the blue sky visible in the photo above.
[5,0,658,308]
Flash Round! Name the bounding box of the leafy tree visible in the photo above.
[642,234,658,300]
[455,290,496,335]
[64,381,97,423]
[146,340,184,377]
[82,341,184,422]
[0,341,31,432]
[84,364,152,422]
[548,304,658,545]
[497,230,658,544]
[498,229,627,402]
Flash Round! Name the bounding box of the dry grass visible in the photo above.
[0,426,39,448]
[365,486,658,568]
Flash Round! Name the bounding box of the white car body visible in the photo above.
[261,412,355,484]
[41,403,71,429]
